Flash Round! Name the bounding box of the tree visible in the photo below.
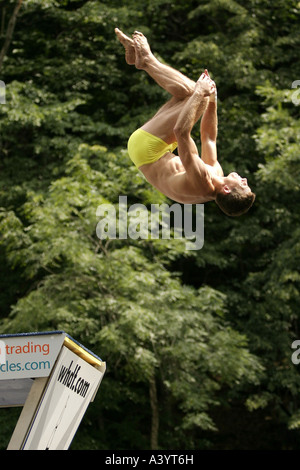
[0,140,263,449]
[0,0,300,450]
[0,0,23,72]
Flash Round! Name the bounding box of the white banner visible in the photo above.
[22,345,105,450]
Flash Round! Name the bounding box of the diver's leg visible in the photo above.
[141,94,206,144]
[115,28,196,99]
[133,31,196,99]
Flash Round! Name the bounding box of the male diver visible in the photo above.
[115,29,255,216]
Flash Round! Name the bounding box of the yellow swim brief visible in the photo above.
[127,128,178,168]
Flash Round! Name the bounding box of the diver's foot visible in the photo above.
[132,31,153,69]
[115,28,136,65]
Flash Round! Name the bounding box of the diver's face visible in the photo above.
[225,172,251,193]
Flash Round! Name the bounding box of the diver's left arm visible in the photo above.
[200,97,223,176]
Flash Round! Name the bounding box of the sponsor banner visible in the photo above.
[0,340,5,364]
[0,332,65,380]
[22,345,105,450]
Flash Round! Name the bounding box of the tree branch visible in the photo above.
[0,0,23,73]
[149,374,159,450]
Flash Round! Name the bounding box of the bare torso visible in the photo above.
[139,151,217,204]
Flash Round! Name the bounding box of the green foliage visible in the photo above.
[0,0,299,450]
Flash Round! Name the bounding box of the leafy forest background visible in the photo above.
[0,0,299,450]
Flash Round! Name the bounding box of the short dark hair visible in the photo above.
[215,187,256,217]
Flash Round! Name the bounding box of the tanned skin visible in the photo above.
[115,29,252,204]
